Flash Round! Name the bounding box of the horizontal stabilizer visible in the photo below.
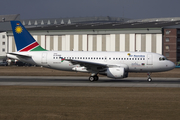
[7,53,31,58]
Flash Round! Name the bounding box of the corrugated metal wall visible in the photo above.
[7,34,162,54]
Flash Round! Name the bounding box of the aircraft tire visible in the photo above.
[94,76,99,81]
[89,76,95,82]
[147,78,152,82]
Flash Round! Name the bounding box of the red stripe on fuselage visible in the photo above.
[19,42,39,52]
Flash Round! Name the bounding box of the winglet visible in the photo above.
[10,21,47,52]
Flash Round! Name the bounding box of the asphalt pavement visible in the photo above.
[0,76,179,87]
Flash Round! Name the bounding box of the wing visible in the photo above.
[65,59,129,73]
[65,59,108,72]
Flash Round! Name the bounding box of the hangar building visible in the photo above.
[0,14,180,64]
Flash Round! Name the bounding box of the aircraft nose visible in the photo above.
[167,61,175,70]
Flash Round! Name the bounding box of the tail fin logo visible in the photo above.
[11,21,47,52]
[15,26,23,34]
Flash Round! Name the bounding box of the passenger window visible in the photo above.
[124,58,126,60]
[140,58,142,60]
[127,58,128,60]
[130,58,131,60]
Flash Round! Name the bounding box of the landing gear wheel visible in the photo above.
[89,75,99,82]
[147,77,152,82]
[89,76,95,82]
[94,76,99,81]
[147,72,152,82]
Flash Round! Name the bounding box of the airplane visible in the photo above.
[7,21,175,82]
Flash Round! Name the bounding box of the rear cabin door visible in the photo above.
[147,54,153,65]
[41,53,47,64]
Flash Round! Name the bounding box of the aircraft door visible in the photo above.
[147,54,153,65]
[41,53,47,64]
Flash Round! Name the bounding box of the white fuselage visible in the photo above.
[7,51,175,73]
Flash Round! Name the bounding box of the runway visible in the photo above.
[0,76,180,87]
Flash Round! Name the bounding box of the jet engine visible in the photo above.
[106,67,128,79]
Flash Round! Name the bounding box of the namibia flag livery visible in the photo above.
[11,21,46,52]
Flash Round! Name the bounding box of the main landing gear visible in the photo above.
[147,72,152,82]
[89,75,99,82]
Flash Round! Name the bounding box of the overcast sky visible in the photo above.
[0,0,180,19]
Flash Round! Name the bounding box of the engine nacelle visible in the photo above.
[106,67,128,79]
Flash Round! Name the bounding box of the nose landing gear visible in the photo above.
[147,72,152,82]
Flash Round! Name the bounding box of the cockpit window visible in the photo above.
[159,57,167,61]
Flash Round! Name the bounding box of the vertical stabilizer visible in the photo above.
[10,21,46,52]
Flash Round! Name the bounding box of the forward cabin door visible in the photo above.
[147,54,153,65]
[41,53,47,64]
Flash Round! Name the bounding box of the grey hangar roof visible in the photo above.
[1,15,180,31]
[22,17,180,30]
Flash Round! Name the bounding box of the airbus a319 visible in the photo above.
[7,21,175,82]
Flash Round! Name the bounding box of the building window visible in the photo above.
[2,35,5,39]
[178,38,180,42]
[2,48,5,52]
[166,30,171,34]
[165,52,169,57]
[2,42,5,45]
[165,45,170,50]
[177,46,180,49]
[178,30,180,34]
[166,38,169,42]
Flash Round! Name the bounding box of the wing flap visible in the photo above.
[66,59,107,70]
